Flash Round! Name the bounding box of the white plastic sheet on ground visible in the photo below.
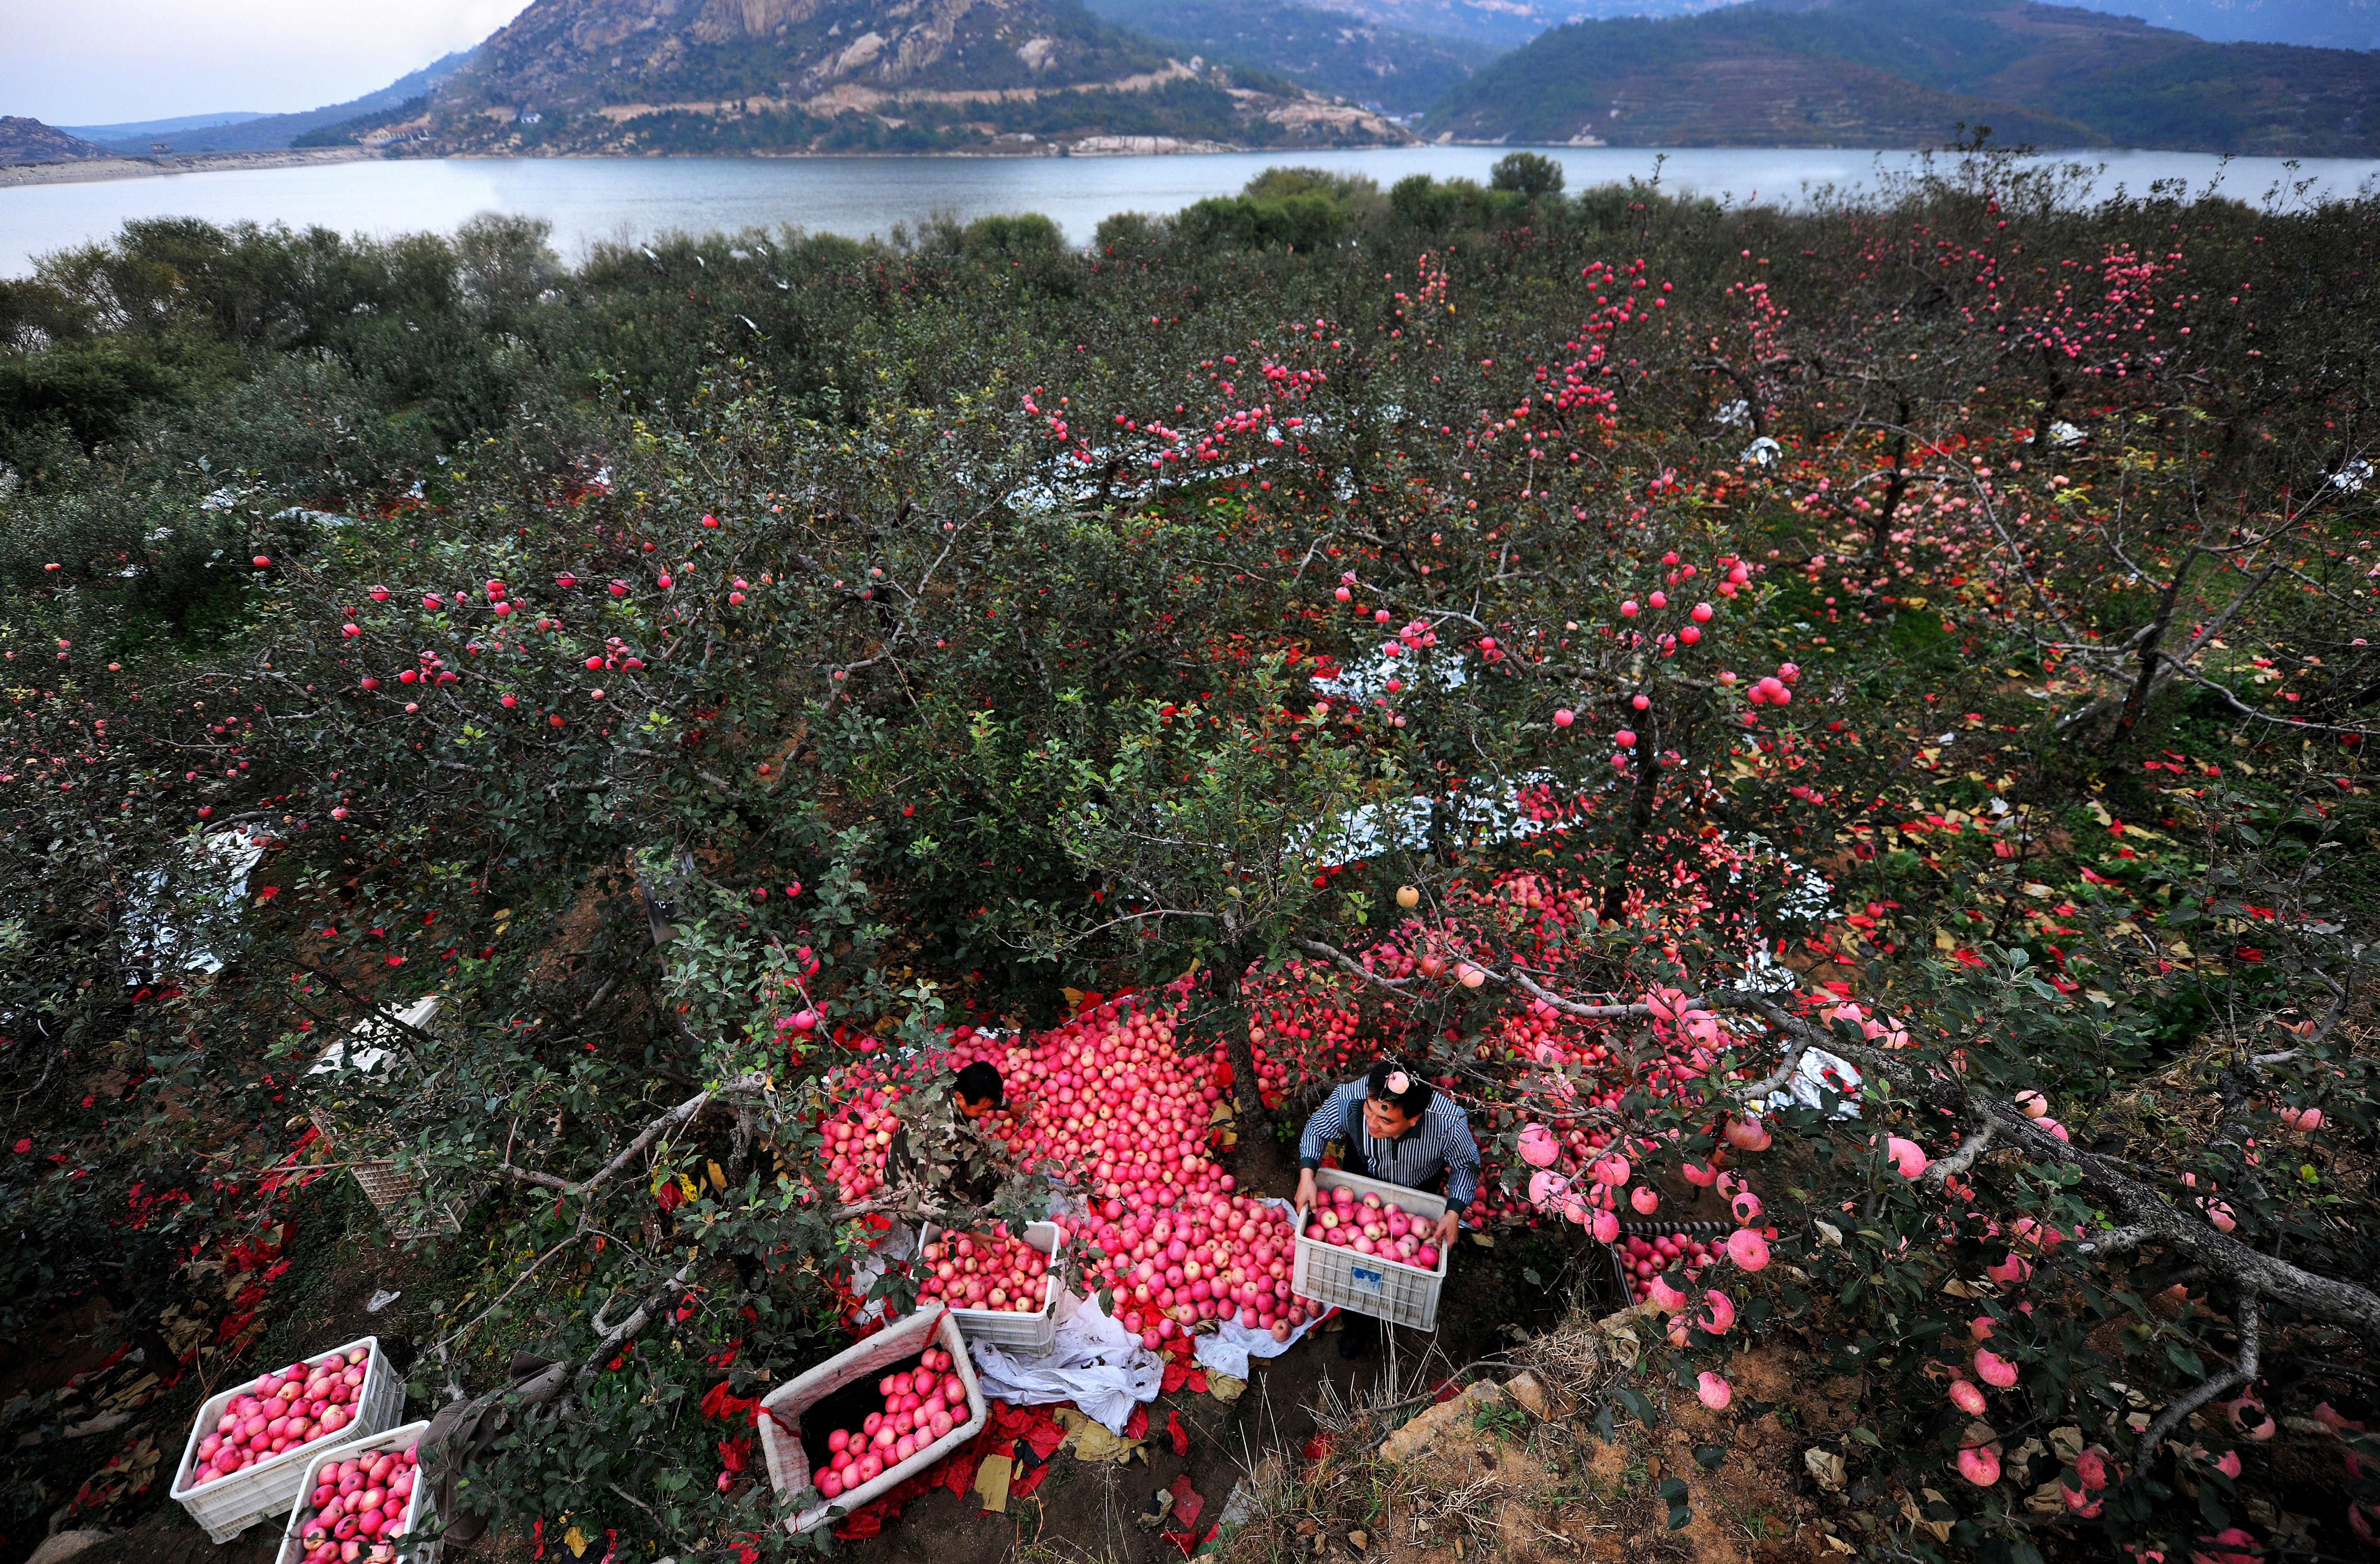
[1769,1047,1864,1120]
[1193,1305,1325,1383]
[848,1224,923,1324]
[966,1293,1162,1435]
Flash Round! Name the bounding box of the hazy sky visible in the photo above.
[2,0,535,127]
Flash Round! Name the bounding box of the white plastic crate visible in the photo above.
[273,1420,438,1564]
[914,1220,1066,1353]
[307,996,460,1239]
[756,1305,987,1536]
[1291,1167,1451,1332]
[170,1336,407,1543]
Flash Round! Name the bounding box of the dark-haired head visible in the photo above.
[955,1060,1004,1118]
[1365,1059,1433,1123]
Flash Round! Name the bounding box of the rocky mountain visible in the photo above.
[1083,0,1500,114]
[0,117,115,166]
[1425,0,2380,153]
[336,0,1404,155]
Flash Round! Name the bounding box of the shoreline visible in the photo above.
[0,146,379,189]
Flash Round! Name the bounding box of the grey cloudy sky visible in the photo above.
[1,0,534,126]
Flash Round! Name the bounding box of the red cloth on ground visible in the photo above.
[1124,1404,1149,1442]
[1168,1473,1204,1530]
[831,1400,1066,1537]
[1166,1410,1189,1457]
[1008,1457,1053,1500]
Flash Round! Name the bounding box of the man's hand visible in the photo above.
[1433,1210,1460,1249]
[1295,1168,1317,1216]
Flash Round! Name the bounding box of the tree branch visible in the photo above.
[497,1074,769,1197]
[2133,1289,2259,1469]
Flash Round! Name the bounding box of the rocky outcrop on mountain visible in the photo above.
[336,0,1404,154]
[0,117,114,166]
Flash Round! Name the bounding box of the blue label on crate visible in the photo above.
[1349,1264,1386,1295]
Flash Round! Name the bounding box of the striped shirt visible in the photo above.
[1298,1080,1481,1211]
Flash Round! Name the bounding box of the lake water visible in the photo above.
[6,146,2378,276]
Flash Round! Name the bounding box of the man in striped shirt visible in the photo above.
[1296,1060,1480,1353]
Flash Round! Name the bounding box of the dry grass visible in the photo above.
[1212,1304,1860,1564]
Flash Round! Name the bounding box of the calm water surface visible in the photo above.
[6,147,2377,275]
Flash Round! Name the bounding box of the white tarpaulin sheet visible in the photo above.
[966,1293,1163,1435]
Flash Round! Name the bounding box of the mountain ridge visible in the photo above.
[0,117,116,166]
[1425,0,2380,151]
[314,0,1406,154]
[1082,0,1500,114]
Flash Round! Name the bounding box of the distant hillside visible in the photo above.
[1425,0,2380,152]
[78,51,475,154]
[1304,0,2380,51]
[2061,0,2380,50]
[0,117,114,167]
[313,0,1404,154]
[56,111,269,144]
[1296,0,1745,52]
[1083,0,1498,113]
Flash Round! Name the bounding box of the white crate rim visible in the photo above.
[171,1335,404,1544]
[1295,1167,1450,1280]
[755,1305,987,1535]
[273,1419,436,1564]
[915,1220,1065,1324]
[171,1335,392,1499]
[1292,1168,1450,1332]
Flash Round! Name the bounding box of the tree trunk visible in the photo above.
[1212,949,1274,1128]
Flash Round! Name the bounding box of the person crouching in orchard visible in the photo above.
[885,1060,1011,1212]
[1296,1059,1480,1357]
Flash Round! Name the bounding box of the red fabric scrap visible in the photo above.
[1008,1456,1053,1500]
[1162,1356,1192,1395]
[1186,1368,1208,1395]
[701,1379,762,1423]
[1125,1404,1149,1443]
[1020,1408,1068,1461]
[1164,1522,1217,1556]
[1166,1409,1189,1456]
[1169,1473,1204,1530]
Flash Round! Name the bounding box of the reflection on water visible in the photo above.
[6,146,2378,276]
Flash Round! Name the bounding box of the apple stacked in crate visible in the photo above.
[1301,1184,1442,1271]
[189,1347,375,1487]
[811,1347,969,1501]
[917,1230,1048,1312]
[293,1439,422,1563]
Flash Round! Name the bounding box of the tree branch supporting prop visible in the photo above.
[1716,994,2380,1340]
[497,1073,769,1197]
